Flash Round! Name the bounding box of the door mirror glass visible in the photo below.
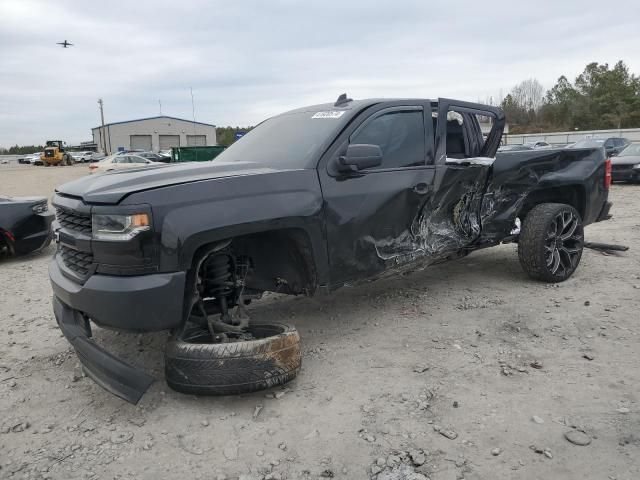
[337,144,383,172]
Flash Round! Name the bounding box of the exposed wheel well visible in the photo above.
[519,185,586,222]
[232,228,317,296]
[189,228,317,298]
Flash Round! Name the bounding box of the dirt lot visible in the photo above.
[1,165,639,480]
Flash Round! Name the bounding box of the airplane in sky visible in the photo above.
[57,40,73,48]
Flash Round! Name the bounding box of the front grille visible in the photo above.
[59,245,94,276]
[55,207,92,234]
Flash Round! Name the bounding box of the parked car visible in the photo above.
[610,143,640,182]
[50,95,612,404]
[1,195,53,258]
[70,151,94,163]
[497,144,533,152]
[582,137,630,156]
[88,154,159,174]
[524,141,552,149]
[24,153,44,165]
[137,152,170,163]
[114,149,145,156]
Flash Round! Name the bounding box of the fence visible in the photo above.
[505,128,640,145]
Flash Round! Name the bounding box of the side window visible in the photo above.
[351,110,425,169]
[442,109,488,159]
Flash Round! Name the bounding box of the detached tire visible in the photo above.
[518,203,584,282]
[165,323,301,395]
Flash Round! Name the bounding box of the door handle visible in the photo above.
[412,183,430,195]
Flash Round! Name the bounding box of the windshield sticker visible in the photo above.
[312,111,345,119]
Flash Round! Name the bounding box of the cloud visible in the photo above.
[0,0,638,146]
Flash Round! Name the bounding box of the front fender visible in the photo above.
[123,170,328,284]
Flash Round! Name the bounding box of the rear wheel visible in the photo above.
[518,203,584,282]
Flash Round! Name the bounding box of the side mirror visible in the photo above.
[337,144,383,173]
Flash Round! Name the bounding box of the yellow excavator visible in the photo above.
[41,140,74,166]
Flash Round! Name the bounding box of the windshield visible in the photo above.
[619,144,640,156]
[214,110,348,169]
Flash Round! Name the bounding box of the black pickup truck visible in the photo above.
[49,96,612,403]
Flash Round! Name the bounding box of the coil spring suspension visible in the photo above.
[201,253,236,323]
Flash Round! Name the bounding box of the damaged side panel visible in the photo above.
[323,160,493,287]
[478,147,608,244]
[320,98,505,289]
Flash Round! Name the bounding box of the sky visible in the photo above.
[1,0,639,147]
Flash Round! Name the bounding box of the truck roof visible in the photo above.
[283,98,436,116]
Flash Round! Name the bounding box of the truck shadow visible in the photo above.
[86,244,528,406]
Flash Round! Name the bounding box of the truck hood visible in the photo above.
[56,161,288,204]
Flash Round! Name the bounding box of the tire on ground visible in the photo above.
[518,202,584,283]
[165,322,301,395]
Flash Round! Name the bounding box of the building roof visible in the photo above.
[92,115,215,130]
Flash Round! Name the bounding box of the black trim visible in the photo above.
[596,201,613,222]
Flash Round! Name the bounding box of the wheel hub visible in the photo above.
[545,210,583,276]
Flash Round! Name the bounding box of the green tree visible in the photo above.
[215,126,253,147]
[540,61,640,131]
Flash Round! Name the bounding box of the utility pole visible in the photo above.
[159,99,162,115]
[97,98,107,154]
[190,87,197,135]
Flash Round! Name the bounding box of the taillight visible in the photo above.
[604,158,612,189]
[89,164,98,169]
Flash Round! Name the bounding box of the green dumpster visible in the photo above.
[171,145,226,163]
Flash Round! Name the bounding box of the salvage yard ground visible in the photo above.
[1,165,639,480]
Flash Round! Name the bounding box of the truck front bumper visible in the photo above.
[49,258,185,332]
[53,296,154,404]
[49,259,186,403]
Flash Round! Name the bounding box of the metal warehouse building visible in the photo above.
[92,116,217,154]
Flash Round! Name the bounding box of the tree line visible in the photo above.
[0,145,45,155]
[216,126,253,146]
[500,61,640,134]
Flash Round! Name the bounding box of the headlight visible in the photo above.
[633,164,640,169]
[92,213,150,241]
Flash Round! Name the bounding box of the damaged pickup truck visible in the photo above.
[50,95,613,403]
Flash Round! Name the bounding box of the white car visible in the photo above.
[27,153,43,165]
[88,154,158,174]
[71,151,94,163]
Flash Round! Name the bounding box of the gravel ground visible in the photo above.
[1,166,639,480]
